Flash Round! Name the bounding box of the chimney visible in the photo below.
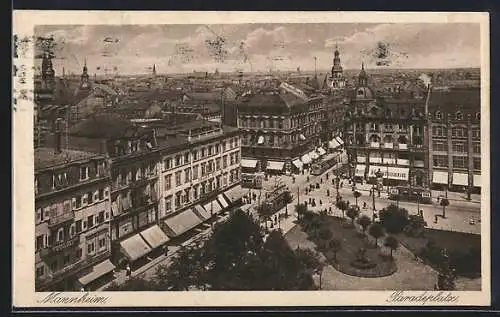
[54,118,63,154]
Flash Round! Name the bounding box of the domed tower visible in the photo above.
[41,51,55,91]
[80,57,90,90]
[329,45,345,90]
[354,62,374,100]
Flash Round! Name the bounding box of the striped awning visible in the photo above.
[139,225,169,250]
[204,199,223,215]
[120,234,152,262]
[335,137,344,145]
[432,171,448,184]
[241,158,258,168]
[163,208,203,237]
[217,194,230,209]
[77,259,115,286]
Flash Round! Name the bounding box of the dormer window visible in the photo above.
[435,111,442,120]
[456,111,463,120]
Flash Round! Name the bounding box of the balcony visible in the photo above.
[48,211,75,227]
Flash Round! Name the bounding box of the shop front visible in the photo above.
[119,233,153,270]
[368,165,409,186]
[266,161,285,175]
[76,259,116,291]
[432,171,449,190]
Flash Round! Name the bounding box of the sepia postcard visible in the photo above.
[12,10,491,308]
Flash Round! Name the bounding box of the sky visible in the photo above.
[34,23,481,75]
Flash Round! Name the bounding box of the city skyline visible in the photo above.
[35,23,481,75]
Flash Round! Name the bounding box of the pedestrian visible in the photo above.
[329,206,332,214]
[126,264,132,279]
[305,187,308,194]
[340,181,343,188]
[363,202,367,209]
[327,189,330,196]
[320,178,323,184]
[326,173,329,180]
[163,245,169,256]
[319,200,322,206]
[307,176,310,182]
[434,215,438,224]
[332,179,335,185]
[80,287,85,292]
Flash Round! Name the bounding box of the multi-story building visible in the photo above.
[237,82,325,174]
[428,87,481,195]
[35,120,112,291]
[344,64,429,187]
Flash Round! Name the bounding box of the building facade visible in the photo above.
[237,82,324,174]
[344,65,429,187]
[428,87,481,194]
[35,125,112,291]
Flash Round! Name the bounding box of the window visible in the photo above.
[87,191,94,204]
[453,156,467,169]
[432,126,446,137]
[193,185,199,200]
[184,189,190,203]
[98,211,105,223]
[99,188,104,200]
[36,266,45,278]
[223,155,228,169]
[35,178,39,195]
[215,158,221,170]
[165,196,172,212]
[184,153,190,164]
[99,238,106,250]
[70,224,75,237]
[36,208,43,224]
[75,220,82,233]
[432,141,448,152]
[50,261,58,272]
[80,166,89,180]
[175,171,182,186]
[456,111,463,120]
[165,174,172,190]
[76,248,82,259]
[52,175,57,189]
[63,255,70,265]
[175,192,182,208]
[201,148,207,157]
[452,127,467,138]
[57,228,64,242]
[473,142,480,154]
[473,158,481,170]
[215,145,220,154]
[184,168,191,183]
[193,150,198,161]
[452,141,467,153]
[222,141,226,152]
[433,155,448,167]
[208,146,213,155]
[87,242,95,254]
[175,155,182,166]
[87,215,94,228]
[192,165,199,180]
[36,235,44,250]
[435,111,442,119]
[164,158,172,170]
[472,128,480,139]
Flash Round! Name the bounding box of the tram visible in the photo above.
[388,186,432,204]
[310,153,338,176]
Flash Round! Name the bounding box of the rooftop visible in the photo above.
[428,87,480,112]
[35,147,102,171]
[69,114,135,139]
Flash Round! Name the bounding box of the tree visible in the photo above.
[317,226,333,250]
[440,198,450,218]
[353,190,362,207]
[379,204,410,233]
[357,215,372,235]
[295,248,325,288]
[295,203,308,221]
[346,205,360,226]
[335,199,349,219]
[155,244,204,291]
[257,204,273,229]
[328,238,342,262]
[384,236,400,258]
[105,276,155,291]
[368,223,385,247]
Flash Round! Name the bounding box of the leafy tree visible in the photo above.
[295,203,308,221]
[440,198,450,218]
[105,276,155,291]
[384,236,400,258]
[335,199,349,219]
[353,190,362,207]
[346,205,360,226]
[328,238,342,262]
[357,215,372,235]
[317,226,333,250]
[368,223,385,246]
[379,204,410,233]
[403,214,427,237]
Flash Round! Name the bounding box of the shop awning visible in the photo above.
[301,154,312,165]
[432,171,448,184]
[384,142,394,149]
[77,259,115,286]
[473,174,481,187]
[204,199,223,215]
[335,137,344,145]
[355,164,366,177]
[257,136,264,144]
[309,151,319,160]
[217,193,230,209]
[317,147,326,156]
[139,225,169,250]
[399,143,408,150]
[383,158,396,165]
[120,234,152,262]
[267,161,285,171]
[163,208,203,237]
[193,204,211,220]
[241,158,258,168]
[292,159,303,169]
[357,156,366,163]
[299,134,306,141]
[370,142,380,148]
[368,166,409,181]
[328,139,340,149]
[452,173,468,186]
[369,157,382,163]
[223,185,245,203]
